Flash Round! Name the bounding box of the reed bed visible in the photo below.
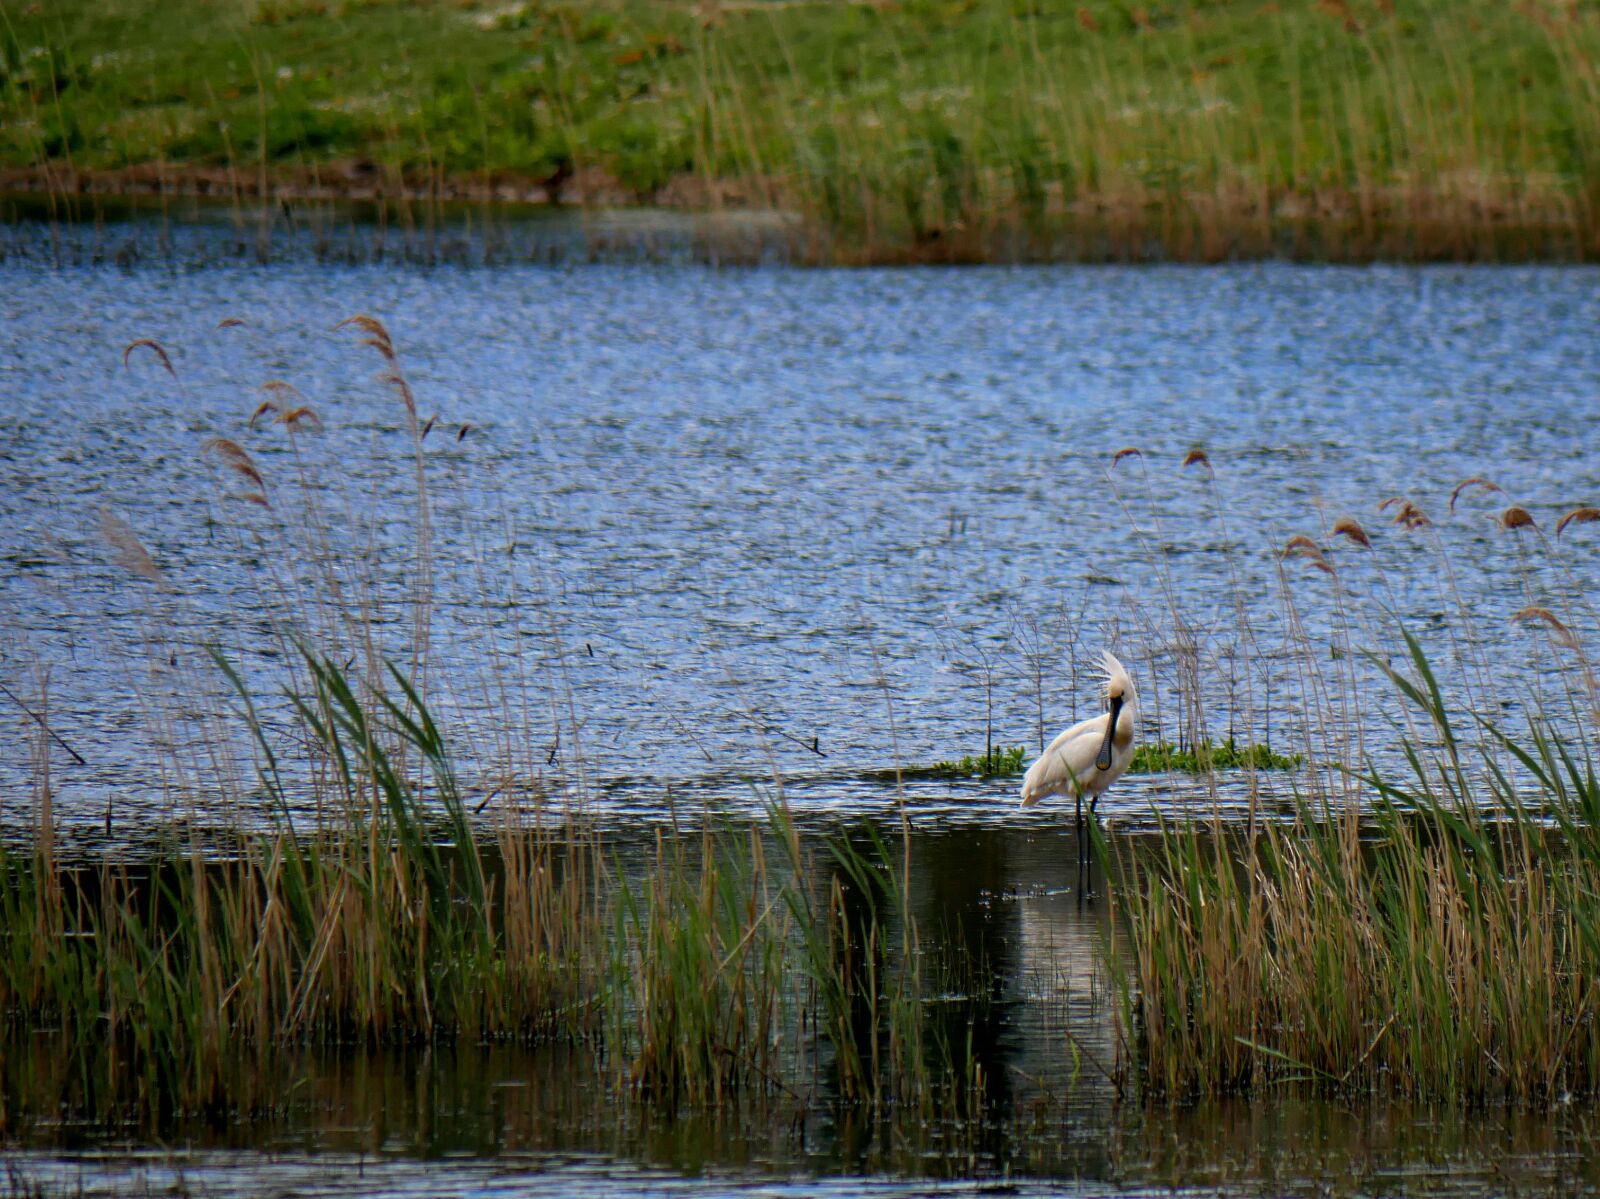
[1119,661,1600,1102]
[4,1,1599,263]
[1103,446,1600,1105]
[0,635,946,1128]
[0,316,975,1135]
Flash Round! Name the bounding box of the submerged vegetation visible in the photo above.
[1128,738,1301,774]
[891,744,1028,781]
[4,0,1600,261]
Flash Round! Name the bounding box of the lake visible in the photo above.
[3,221,1600,1195]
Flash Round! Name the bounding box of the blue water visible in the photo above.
[4,249,1597,841]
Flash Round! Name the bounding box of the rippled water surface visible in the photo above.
[5,244,1598,834]
[3,230,1600,1194]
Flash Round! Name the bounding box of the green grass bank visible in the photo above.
[3,0,1598,262]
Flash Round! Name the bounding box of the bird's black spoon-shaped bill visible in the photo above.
[1096,695,1122,772]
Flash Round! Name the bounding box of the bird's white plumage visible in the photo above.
[1019,651,1138,809]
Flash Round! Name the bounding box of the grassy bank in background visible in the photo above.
[3,0,1598,262]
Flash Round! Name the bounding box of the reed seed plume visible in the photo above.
[280,406,322,432]
[201,437,267,492]
[1331,517,1371,548]
[422,414,438,439]
[249,400,278,429]
[97,505,166,587]
[457,423,473,441]
[1281,535,1334,574]
[1181,448,1210,470]
[337,314,397,362]
[1511,606,1582,651]
[1499,506,1537,531]
[1112,447,1142,466]
[1450,476,1503,512]
[122,338,175,377]
[1379,497,1431,529]
[217,317,247,329]
[1555,507,1600,538]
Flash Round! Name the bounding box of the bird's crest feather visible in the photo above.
[1099,650,1132,697]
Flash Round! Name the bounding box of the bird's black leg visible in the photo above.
[1085,798,1099,901]
[1075,791,1085,904]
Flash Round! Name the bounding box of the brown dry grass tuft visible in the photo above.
[380,370,419,425]
[338,315,397,363]
[1499,506,1537,531]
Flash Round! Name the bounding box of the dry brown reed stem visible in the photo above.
[1427,497,1508,745]
[1106,447,1193,755]
[1177,449,1279,816]
[334,314,434,735]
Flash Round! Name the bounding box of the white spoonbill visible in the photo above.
[1019,650,1138,897]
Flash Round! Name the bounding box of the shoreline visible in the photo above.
[3,164,1596,265]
